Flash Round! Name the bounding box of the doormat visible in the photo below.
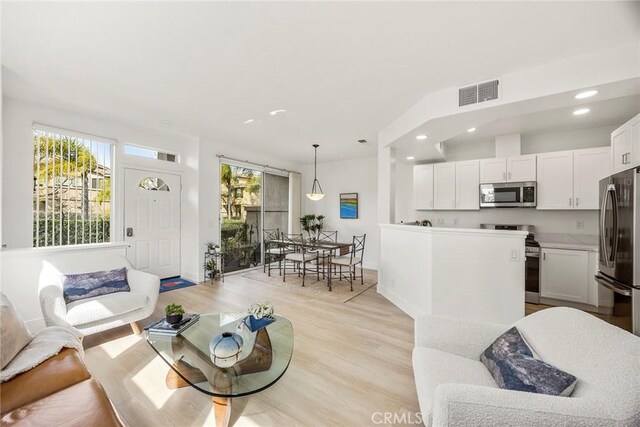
[159,277,197,293]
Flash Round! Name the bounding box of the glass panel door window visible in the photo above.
[220,163,263,273]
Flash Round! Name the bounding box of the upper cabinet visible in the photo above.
[455,160,480,210]
[413,164,434,210]
[537,147,611,210]
[433,163,457,210]
[573,147,611,209]
[479,158,506,183]
[537,151,574,210]
[611,113,640,172]
[507,154,537,182]
[479,155,536,183]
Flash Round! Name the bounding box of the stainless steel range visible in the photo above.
[481,224,540,304]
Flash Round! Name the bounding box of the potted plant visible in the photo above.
[165,303,185,325]
[205,241,220,254]
[204,258,220,279]
[300,214,325,241]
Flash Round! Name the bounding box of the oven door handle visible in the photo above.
[594,274,631,296]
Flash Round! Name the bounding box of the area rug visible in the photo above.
[241,267,377,303]
[159,277,197,293]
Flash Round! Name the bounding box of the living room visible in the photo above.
[1,2,639,427]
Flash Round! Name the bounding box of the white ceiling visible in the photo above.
[3,2,639,164]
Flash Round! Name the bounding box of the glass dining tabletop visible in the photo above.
[146,313,294,398]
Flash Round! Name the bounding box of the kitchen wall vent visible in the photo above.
[458,79,500,107]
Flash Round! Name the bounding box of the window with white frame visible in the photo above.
[32,125,114,247]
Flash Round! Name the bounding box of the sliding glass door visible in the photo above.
[219,162,289,273]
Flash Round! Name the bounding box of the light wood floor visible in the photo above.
[83,273,419,427]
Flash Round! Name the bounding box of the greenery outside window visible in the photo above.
[32,125,114,247]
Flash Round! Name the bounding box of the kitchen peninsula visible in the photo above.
[378,224,528,324]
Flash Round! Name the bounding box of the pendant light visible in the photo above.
[306,144,325,201]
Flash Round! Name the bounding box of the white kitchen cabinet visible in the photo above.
[455,160,480,210]
[434,163,456,210]
[611,113,640,171]
[480,158,506,183]
[573,147,611,209]
[480,155,536,183]
[507,154,536,182]
[540,248,589,303]
[413,164,434,210]
[536,151,574,209]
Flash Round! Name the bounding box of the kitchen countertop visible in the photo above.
[535,233,599,252]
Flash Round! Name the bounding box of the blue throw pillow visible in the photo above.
[62,267,130,304]
[480,327,577,397]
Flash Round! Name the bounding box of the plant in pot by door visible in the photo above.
[204,258,220,280]
[244,300,276,332]
[205,241,220,254]
[165,303,185,325]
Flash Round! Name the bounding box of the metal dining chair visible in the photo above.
[311,231,338,280]
[263,228,286,276]
[281,233,318,286]
[328,234,366,291]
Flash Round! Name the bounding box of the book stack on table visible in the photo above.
[146,313,200,336]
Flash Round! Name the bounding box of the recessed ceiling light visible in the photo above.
[416,134,428,140]
[573,108,590,116]
[243,119,255,124]
[406,156,415,160]
[467,127,476,133]
[575,90,598,99]
[269,109,286,116]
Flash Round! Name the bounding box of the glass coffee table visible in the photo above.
[146,313,294,427]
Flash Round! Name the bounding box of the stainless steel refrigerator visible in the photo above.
[595,167,640,336]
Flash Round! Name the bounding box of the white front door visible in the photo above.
[124,168,181,278]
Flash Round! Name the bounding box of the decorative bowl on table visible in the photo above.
[166,314,183,325]
[210,332,244,368]
[243,315,275,332]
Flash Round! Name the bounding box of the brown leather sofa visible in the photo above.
[0,347,121,426]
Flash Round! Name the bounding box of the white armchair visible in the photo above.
[38,253,159,336]
[413,307,640,426]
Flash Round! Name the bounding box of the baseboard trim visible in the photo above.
[377,284,419,319]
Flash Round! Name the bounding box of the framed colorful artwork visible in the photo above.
[340,193,358,219]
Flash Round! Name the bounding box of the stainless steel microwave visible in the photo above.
[479,182,537,208]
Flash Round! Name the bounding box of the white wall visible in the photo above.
[395,125,617,235]
[302,155,378,269]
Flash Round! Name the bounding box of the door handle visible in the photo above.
[126,227,134,237]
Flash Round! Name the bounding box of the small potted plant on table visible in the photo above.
[165,303,185,325]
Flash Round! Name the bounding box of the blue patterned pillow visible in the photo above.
[62,267,130,304]
[480,327,577,396]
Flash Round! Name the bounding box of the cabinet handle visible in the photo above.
[623,153,627,164]
[569,197,572,206]
[576,197,579,206]
[508,172,511,180]
[543,253,546,261]
[503,172,506,181]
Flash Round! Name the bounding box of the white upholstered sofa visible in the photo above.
[413,307,640,426]
[38,253,160,336]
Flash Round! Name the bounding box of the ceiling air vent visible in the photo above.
[458,79,499,107]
